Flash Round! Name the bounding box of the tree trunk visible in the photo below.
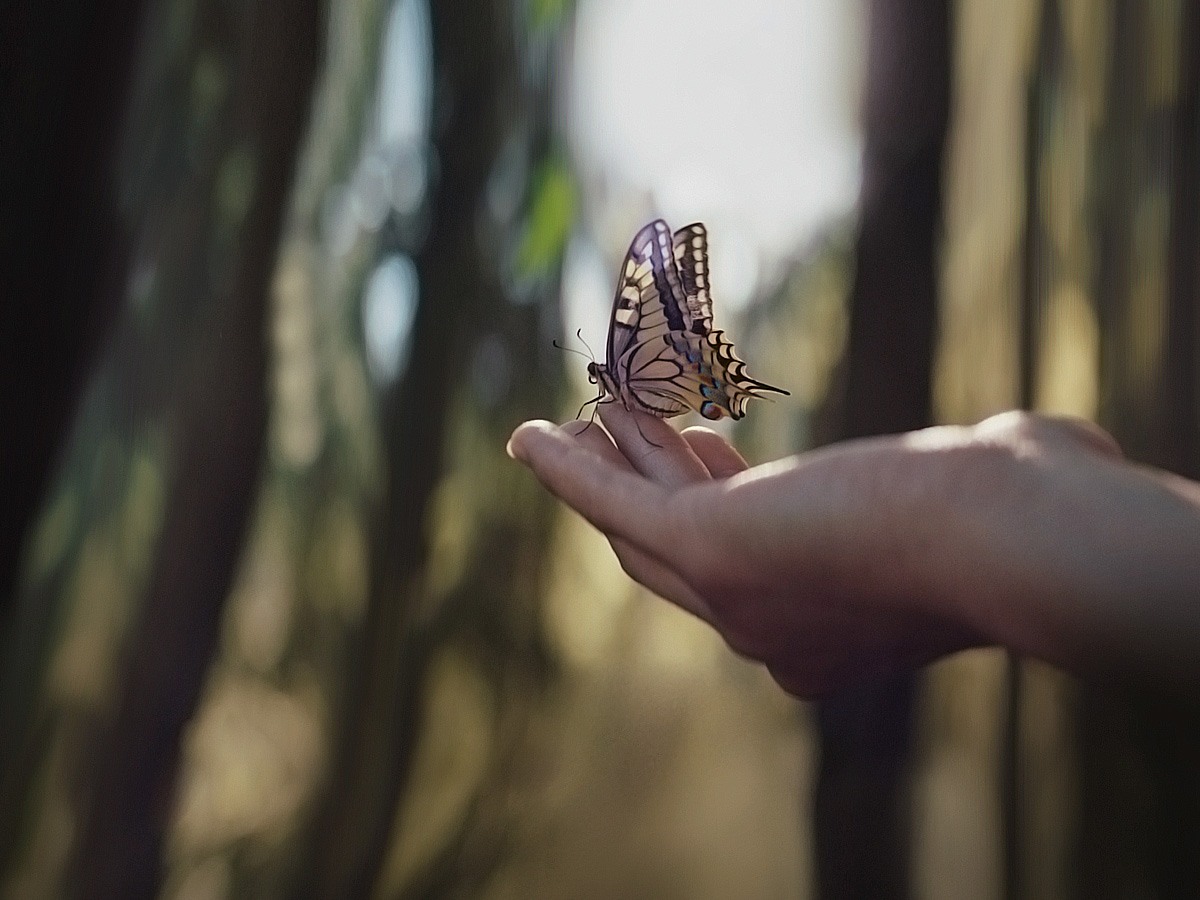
[62,2,324,897]
[0,0,145,657]
[1078,2,1200,898]
[813,0,950,897]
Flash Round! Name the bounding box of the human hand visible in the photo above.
[508,407,1200,697]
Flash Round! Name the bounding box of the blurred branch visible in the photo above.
[1094,0,1146,445]
[59,1,325,897]
[289,3,520,898]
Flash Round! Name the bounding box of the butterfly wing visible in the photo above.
[598,220,695,416]
[606,219,687,365]
[599,219,788,420]
[673,223,714,336]
[665,328,789,420]
[670,222,787,419]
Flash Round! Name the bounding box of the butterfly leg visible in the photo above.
[574,390,606,422]
[632,414,664,450]
[569,394,613,440]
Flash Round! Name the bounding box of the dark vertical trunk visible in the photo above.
[813,0,950,897]
[834,0,949,438]
[61,1,324,897]
[1078,2,1200,898]
[0,0,146,646]
[1006,3,1061,898]
[0,0,148,872]
[1163,0,1200,480]
[288,4,514,898]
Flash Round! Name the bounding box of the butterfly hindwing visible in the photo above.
[664,328,788,420]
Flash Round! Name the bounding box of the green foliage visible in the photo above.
[528,0,571,32]
[515,155,576,278]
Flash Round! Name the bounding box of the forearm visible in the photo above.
[928,446,1200,687]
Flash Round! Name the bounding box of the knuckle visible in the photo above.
[976,409,1038,442]
[976,410,1123,459]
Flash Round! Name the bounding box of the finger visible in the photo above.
[507,420,689,565]
[598,404,711,488]
[681,426,749,479]
[562,418,633,470]
[560,422,717,622]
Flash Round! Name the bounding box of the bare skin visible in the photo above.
[507,406,1200,699]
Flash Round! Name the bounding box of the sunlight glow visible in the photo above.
[569,0,863,266]
[363,253,420,385]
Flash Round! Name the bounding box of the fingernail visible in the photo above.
[506,435,525,462]
[507,421,548,463]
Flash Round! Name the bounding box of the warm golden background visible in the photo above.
[1,0,1197,899]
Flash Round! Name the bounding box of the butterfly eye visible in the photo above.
[586,363,598,384]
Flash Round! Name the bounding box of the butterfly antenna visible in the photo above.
[551,329,600,367]
[551,338,593,362]
[575,328,598,364]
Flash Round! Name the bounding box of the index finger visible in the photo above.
[598,403,711,488]
[507,420,693,568]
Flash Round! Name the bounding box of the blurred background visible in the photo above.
[1,0,1197,898]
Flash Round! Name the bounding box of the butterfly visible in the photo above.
[584,219,787,421]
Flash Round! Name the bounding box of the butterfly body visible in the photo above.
[586,219,786,421]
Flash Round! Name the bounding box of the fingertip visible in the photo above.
[681,426,749,478]
[507,419,558,463]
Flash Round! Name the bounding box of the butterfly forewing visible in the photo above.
[608,220,688,368]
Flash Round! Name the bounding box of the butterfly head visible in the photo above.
[586,361,619,402]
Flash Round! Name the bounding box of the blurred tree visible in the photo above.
[288,2,569,898]
[0,0,324,896]
[0,2,146,632]
[287,0,516,889]
[1010,2,1062,898]
[813,0,950,898]
[0,0,149,871]
[57,2,325,899]
[1077,2,1200,899]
